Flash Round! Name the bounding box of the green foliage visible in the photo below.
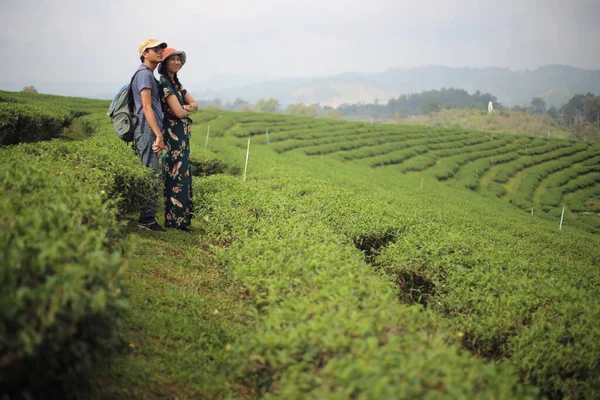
[321,109,343,120]
[256,98,280,113]
[196,174,537,399]
[493,141,588,184]
[0,101,72,145]
[3,93,600,398]
[399,108,570,139]
[569,122,600,142]
[583,96,600,125]
[0,144,129,398]
[21,85,38,94]
[420,99,440,115]
[530,97,546,114]
[285,102,319,118]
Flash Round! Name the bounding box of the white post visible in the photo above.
[265,128,270,144]
[205,125,211,150]
[420,178,424,190]
[559,206,565,230]
[243,138,251,181]
[531,207,533,216]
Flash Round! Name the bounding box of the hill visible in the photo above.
[191,65,600,108]
[2,93,600,399]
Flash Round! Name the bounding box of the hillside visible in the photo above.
[2,93,600,399]
[395,108,571,139]
[191,65,600,108]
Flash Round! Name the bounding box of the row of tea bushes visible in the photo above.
[0,114,155,398]
[195,173,538,399]
[0,102,72,145]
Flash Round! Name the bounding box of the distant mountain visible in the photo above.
[189,65,600,108]
[2,65,598,108]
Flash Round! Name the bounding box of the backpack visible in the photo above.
[107,66,149,142]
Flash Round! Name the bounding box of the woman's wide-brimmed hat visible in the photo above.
[158,48,187,75]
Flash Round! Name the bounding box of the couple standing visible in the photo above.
[133,38,197,232]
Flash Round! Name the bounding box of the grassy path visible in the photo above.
[92,221,247,399]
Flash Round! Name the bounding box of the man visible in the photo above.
[132,38,168,231]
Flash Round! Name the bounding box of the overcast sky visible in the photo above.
[1,0,599,85]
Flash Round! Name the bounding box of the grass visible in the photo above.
[91,218,248,399]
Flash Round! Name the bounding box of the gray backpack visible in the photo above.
[107,66,148,142]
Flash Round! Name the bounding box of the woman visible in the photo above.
[158,47,198,231]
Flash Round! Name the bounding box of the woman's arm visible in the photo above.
[183,91,198,111]
[166,94,188,119]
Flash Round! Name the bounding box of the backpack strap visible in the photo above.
[127,65,151,113]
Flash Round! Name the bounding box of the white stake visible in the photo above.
[559,206,565,230]
[243,138,251,181]
[420,178,424,190]
[265,128,270,144]
[205,125,211,150]
[531,207,533,216]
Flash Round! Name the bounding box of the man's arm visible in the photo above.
[140,88,165,152]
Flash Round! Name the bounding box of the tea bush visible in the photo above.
[0,102,72,145]
[0,145,129,398]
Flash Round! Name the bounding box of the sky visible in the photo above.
[1,0,599,87]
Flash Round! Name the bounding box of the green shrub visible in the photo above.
[0,102,72,145]
[0,146,129,398]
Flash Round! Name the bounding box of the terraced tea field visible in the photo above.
[196,110,600,233]
[3,93,599,399]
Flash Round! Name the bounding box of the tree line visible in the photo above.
[514,94,600,141]
[337,88,500,118]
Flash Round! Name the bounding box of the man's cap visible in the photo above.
[138,38,167,56]
[158,48,187,75]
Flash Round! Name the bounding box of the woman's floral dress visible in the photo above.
[159,77,193,229]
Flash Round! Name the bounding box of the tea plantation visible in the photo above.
[1,91,599,399]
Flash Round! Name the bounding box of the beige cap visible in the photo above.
[137,38,167,56]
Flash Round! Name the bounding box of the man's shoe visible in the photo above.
[138,220,166,232]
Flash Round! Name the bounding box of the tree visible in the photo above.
[560,93,592,125]
[420,99,440,115]
[321,109,342,120]
[530,97,546,114]
[286,103,318,118]
[583,96,600,125]
[547,106,559,119]
[21,85,38,94]
[232,98,249,111]
[256,98,279,113]
[392,110,405,123]
[569,122,600,142]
